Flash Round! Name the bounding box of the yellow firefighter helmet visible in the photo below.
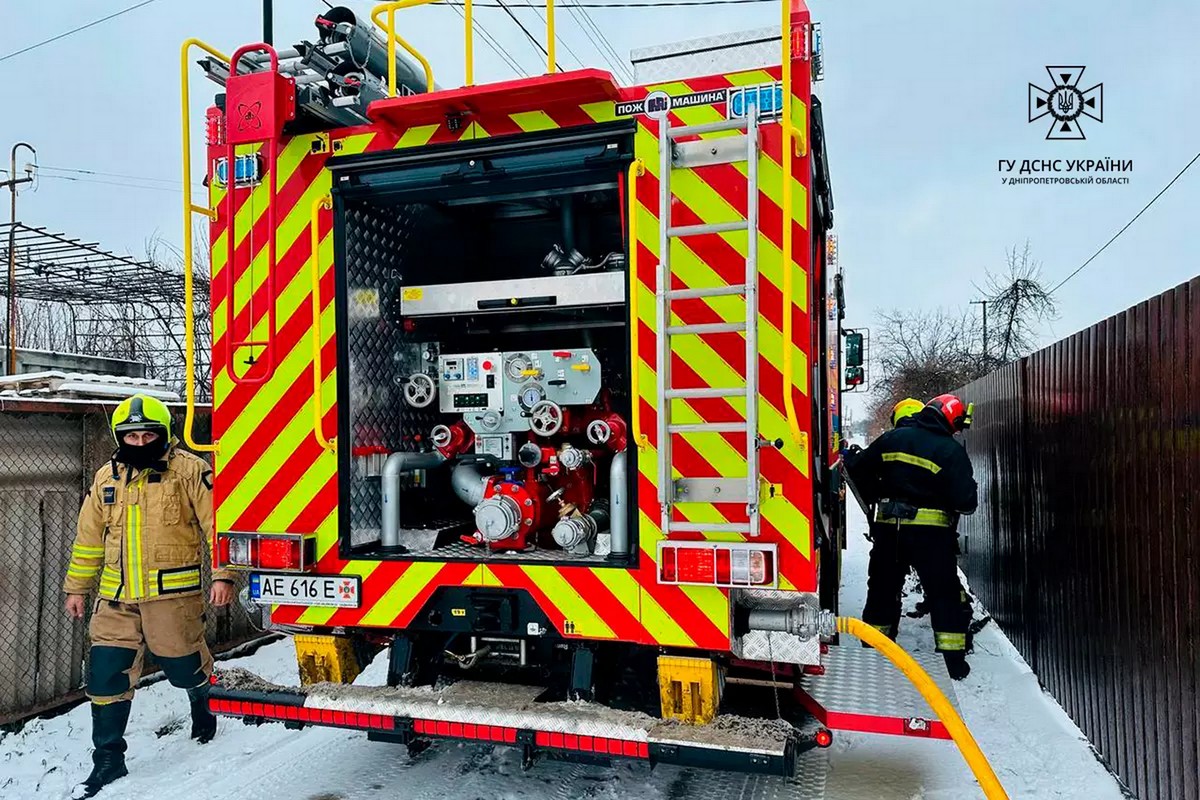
[111,394,173,440]
[891,397,924,427]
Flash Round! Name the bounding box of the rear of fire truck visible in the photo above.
[178,2,895,778]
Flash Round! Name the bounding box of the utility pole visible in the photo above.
[970,298,990,362]
[3,142,36,376]
[263,0,273,45]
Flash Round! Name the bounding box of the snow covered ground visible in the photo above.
[0,504,1129,799]
[823,504,1129,799]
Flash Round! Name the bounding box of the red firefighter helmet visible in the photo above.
[926,394,972,432]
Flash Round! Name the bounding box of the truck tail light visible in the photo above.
[217,532,315,572]
[657,542,777,588]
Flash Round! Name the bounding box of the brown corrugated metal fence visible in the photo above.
[958,276,1199,800]
[0,403,258,724]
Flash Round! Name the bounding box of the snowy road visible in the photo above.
[1,505,1128,799]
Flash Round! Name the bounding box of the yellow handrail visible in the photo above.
[370,2,437,95]
[181,38,229,454]
[310,195,337,453]
[546,0,556,74]
[779,3,802,451]
[373,0,560,94]
[626,159,647,450]
[838,617,1009,799]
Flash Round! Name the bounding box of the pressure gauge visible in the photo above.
[505,353,533,382]
[519,384,546,411]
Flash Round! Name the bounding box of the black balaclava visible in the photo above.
[115,428,170,471]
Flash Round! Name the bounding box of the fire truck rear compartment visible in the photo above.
[330,123,637,564]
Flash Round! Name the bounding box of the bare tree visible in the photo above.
[865,243,1058,437]
[864,308,992,437]
[981,241,1058,362]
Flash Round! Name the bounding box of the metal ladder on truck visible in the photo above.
[655,112,763,539]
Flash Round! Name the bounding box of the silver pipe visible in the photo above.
[451,463,489,507]
[381,450,447,549]
[745,607,835,639]
[609,450,629,556]
[244,47,302,62]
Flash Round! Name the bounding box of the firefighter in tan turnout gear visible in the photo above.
[62,394,236,798]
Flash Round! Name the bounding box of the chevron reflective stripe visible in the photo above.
[875,507,954,527]
[214,65,815,649]
[881,452,942,474]
[612,70,815,600]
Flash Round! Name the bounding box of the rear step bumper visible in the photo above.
[209,672,825,776]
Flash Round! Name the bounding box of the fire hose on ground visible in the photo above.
[748,608,1007,797]
[838,616,1009,800]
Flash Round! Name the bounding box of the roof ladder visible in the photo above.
[654,113,763,538]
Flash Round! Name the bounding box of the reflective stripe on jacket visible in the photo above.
[64,445,233,602]
[873,506,955,527]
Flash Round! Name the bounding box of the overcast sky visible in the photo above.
[1,0,1196,392]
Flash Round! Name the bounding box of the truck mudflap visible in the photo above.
[795,644,960,740]
[209,669,828,776]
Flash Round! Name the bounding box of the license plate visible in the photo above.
[250,573,361,608]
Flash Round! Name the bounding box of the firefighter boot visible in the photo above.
[943,651,971,681]
[187,684,217,743]
[76,700,131,798]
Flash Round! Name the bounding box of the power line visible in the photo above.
[521,0,586,70]
[38,174,186,196]
[570,6,632,82]
[448,2,528,77]
[0,0,162,64]
[1050,151,1200,294]
[566,4,628,80]
[39,164,204,190]
[495,0,556,66]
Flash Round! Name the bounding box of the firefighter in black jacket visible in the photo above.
[846,394,978,679]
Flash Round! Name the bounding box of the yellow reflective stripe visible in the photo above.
[124,504,136,599]
[875,507,953,527]
[125,474,148,600]
[67,563,101,578]
[520,565,616,640]
[935,631,967,651]
[72,544,104,558]
[99,564,122,600]
[132,505,145,598]
[881,452,942,474]
[160,569,202,588]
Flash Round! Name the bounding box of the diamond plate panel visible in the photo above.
[734,630,821,666]
[799,644,959,721]
[631,27,780,84]
[343,202,464,547]
[673,747,829,800]
[734,590,821,611]
[431,541,609,563]
[305,680,654,741]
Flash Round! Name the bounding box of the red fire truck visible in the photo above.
[180,1,977,780]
